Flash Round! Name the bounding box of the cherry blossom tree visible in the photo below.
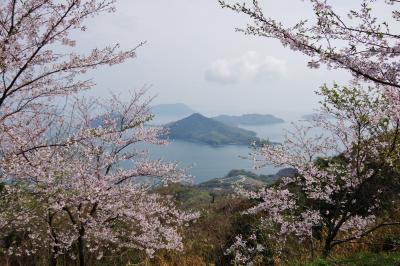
[0,1,198,265]
[224,234,266,265]
[0,0,141,157]
[236,85,400,258]
[0,92,198,265]
[219,0,400,259]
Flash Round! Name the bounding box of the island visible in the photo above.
[212,113,284,126]
[165,113,258,146]
[197,168,297,194]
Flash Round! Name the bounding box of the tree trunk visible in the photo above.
[48,213,59,266]
[50,254,57,266]
[322,238,333,258]
[321,246,331,258]
[78,227,85,266]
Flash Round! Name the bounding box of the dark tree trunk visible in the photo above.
[49,240,59,266]
[50,254,57,266]
[48,212,59,266]
[78,227,85,266]
[322,235,334,258]
[321,244,332,258]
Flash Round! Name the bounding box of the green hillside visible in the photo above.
[166,113,258,146]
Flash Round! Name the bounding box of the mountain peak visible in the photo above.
[166,113,258,146]
[185,112,208,119]
[213,113,284,126]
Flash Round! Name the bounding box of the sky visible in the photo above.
[73,0,358,120]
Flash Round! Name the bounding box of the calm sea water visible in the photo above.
[143,140,279,184]
[145,115,295,183]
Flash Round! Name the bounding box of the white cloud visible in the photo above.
[204,51,287,84]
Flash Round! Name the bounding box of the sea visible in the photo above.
[141,115,299,184]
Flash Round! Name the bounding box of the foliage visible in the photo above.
[0,1,197,265]
[303,252,400,266]
[152,184,277,266]
[167,113,258,146]
[239,85,400,258]
[219,0,400,261]
[213,114,284,126]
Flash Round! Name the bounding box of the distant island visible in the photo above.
[166,113,258,146]
[213,113,284,126]
[151,103,195,117]
[197,168,297,194]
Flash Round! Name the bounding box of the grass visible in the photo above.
[303,252,400,266]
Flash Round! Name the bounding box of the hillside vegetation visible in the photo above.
[166,113,258,146]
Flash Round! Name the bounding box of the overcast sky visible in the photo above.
[73,0,360,120]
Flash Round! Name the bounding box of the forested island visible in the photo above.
[197,168,297,193]
[166,113,259,146]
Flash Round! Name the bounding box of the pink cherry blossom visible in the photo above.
[0,1,198,265]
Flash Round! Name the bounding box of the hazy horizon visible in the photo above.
[150,102,312,122]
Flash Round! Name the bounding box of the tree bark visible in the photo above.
[78,227,85,266]
[321,243,332,258]
[50,254,57,266]
[48,212,59,266]
[321,232,334,258]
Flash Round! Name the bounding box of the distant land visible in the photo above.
[197,168,297,194]
[166,113,258,146]
[151,103,195,117]
[213,114,284,126]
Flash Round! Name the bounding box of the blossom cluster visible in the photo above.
[0,1,198,263]
[220,1,400,258]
